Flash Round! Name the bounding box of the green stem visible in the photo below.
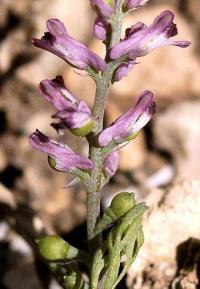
[86,4,125,254]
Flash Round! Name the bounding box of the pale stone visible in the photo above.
[0,29,27,74]
[118,136,147,171]
[128,179,200,287]
[0,183,16,208]
[0,145,7,171]
[63,68,96,108]
[153,101,200,179]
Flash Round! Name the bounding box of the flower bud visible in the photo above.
[63,272,88,289]
[36,235,78,261]
[63,273,76,289]
[70,119,95,137]
[93,16,108,41]
[103,151,119,178]
[110,192,136,218]
[95,192,136,235]
[113,60,137,82]
[105,0,115,5]
[48,156,58,171]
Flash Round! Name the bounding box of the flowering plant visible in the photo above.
[29,1,190,288]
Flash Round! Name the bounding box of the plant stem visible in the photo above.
[86,4,125,254]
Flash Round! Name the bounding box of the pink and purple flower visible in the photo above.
[32,19,107,72]
[40,76,95,136]
[29,130,94,173]
[110,11,191,60]
[99,90,156,146]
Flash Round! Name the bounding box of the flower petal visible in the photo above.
[55,110,93,129]
[93,16,108,40]
[110,10,191,60]
[51,98,94,135]
[104,151,119,178]
[40,76,77,111]
[29,130,94,172]
[98,90,156,146]
[124,0,149,11]
[33,19,107,71]
[113,60,137,82]
[125,22,147,39]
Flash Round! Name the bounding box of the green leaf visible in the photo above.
[89,248,105,289]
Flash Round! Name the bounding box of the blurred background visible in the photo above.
[0,0,200,288]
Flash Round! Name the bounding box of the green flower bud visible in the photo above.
[36,235,78,261]
[105,0,115,7]
[125,131,140,142]
[70,120,95,137]
[48,156,58,171]
[63,272,88,289]
[110,192,136,218]
[63,273,76,289]
[95,192,136,234]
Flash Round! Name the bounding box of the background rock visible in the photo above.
[153,101,200,179]
[128,179,200,289]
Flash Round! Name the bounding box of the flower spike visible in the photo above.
[32,19,107,72]
[110,10,191,60]
[98,90,156,146]
[29,130,94,173]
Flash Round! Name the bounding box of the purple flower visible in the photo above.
[123,0,149,11]
[110,10,191,60]
[93,17,108,41]
[113,60,137,82]
[98,90,156,146]
[40,76,95,136]
[29,130,94,172]
[32,19,107,72]
[54,102,95,136]
[103,151,119,178]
